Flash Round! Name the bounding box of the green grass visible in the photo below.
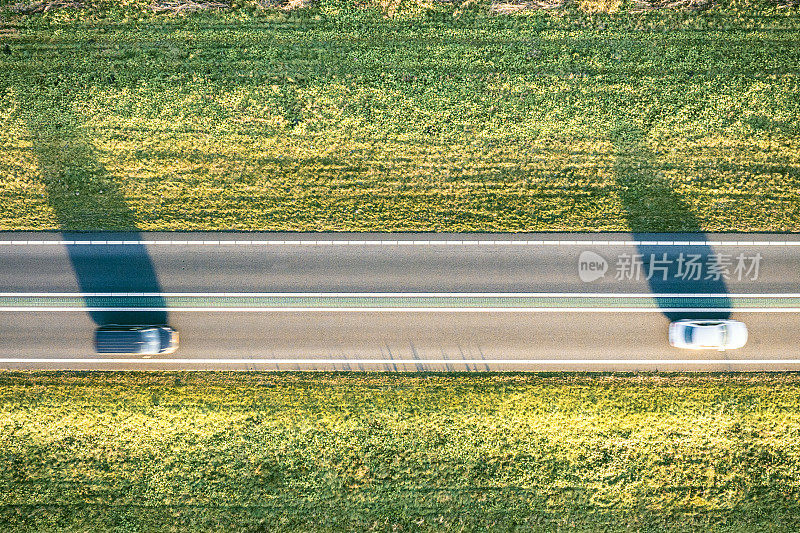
[2,372,800,531]
[0,0,799,231]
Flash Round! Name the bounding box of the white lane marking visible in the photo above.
[0,292,798,298]
[1,358,799,365]
[0,239,798,247]
[0,307,797,312]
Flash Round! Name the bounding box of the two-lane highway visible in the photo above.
[1,232,799,370]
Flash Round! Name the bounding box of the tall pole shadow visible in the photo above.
[21,86,167,327]
[610,121,731,321]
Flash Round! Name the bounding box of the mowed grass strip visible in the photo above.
[1,2,799,231]
[1,372,800,531]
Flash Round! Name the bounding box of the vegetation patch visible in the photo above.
[1,372,800,531]
[0,2,798,231]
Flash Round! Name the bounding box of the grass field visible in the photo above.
[1,0,799,232]
[0,372,799,531]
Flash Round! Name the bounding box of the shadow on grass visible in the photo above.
[22,86,167,327]
[610,121,731,321]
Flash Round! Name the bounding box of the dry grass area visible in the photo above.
[7,0,83,13]
[148,0,229,12]
[629,0,713,13]
[257,0,317,11]
[489,0,571,15]
[487,0,720,16]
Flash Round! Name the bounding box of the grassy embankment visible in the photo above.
[0,0,799,232]
[2,372,800,531]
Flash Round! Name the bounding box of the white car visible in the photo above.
[669,320,748,351]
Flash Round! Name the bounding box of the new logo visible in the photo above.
[578,251,608,282]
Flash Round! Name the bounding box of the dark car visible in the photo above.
[95,326,178,355]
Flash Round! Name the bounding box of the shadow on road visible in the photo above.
[22,86,168,327]
[611,121,731,321]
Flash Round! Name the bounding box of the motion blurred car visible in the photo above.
[95,326,178,355]
[668,319,747,351]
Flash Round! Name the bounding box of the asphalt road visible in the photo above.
[1,232,799,371]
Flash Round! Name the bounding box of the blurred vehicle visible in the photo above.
[668,319,747,351]
[95,326,178,355]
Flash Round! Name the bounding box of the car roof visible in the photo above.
[692,327,723,346]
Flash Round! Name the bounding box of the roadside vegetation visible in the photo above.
[1,0,798,231]
[1,372,800,531]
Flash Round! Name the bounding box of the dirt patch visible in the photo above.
[148,0,230,12]
[490,0,720,12]
[489,0,571,14]
[629,0,714,11]
[258,0,317,10]
[7,0,83,14]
